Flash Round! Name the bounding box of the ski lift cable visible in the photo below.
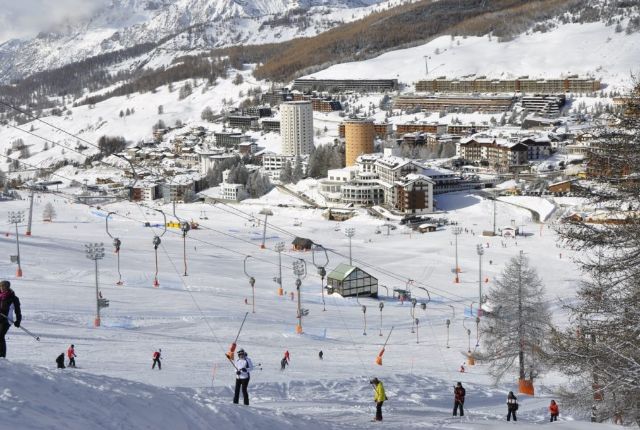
[210,202,476,307]
[3,121,139,191]
[0,100,141,187]
[210,202,476,305]
[130,201,231,359]
[0,152,287,272]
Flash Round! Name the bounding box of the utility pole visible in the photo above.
[424,56,430,77]
[344,227,355,266]
[8,211,24,277]
[415,318,420,344]
[85,243,106,327]
[293,259,307,334]
[274,242,285,296]
[259,208,273,249]
[493,196,497,235]
[476,244,484,316]
[26,189,34,236]
[452,226,462,282]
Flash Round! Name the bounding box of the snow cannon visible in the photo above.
[295,324,303,334]
[226,343,237,360]
[518,379,534,396]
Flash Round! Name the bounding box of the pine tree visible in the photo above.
[292,155,303,183]
[479,252,551,383]
[280,161,293,184]
[549,83,640,425]
[42,202,56,222]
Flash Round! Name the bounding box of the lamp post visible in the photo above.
[259,208,273,249]
[293,259,307,334]
[415,318,420,344]
[476,244,484,316]
[452,226,462,283]
[85,242,106,327]
[274,242,285,296]
[378,302,384,336]
[344,227,355,266]
[8,211,24,277]
[362,305,367,335]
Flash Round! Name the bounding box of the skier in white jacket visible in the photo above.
[233,348,254,405]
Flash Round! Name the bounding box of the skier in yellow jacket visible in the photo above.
[370,377,387,422]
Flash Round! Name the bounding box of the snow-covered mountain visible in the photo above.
[0,0,398,83]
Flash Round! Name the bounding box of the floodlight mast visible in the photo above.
[344,227,355,266]
[293,259,307,334]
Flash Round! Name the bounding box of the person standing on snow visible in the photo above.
[67,344,77,368]
[152,349,162,370]
[318,350,323,360]
[284,350,290,364]
[56,353,66,369]
[549,399,559,422]
[506,391,518,421]
[0,280,22,358]
[280,356,287,371]
[233,348,254,405]
[453,382,466,417]
[370,377,387,422]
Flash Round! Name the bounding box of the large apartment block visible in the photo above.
[416,75,601,93]
[292,79,398,93]
[280,101,314,156]
[394,94,514,113]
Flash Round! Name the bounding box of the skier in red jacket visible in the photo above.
[67,344,77,367]
[152,349,162,370]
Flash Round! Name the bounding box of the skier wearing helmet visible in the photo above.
[233,348,254,405]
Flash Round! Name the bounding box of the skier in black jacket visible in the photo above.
[0,280,22,358]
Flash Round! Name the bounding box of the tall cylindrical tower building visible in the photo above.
[280,101,314,156]
[345,119,375,166]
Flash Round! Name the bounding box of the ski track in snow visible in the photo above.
[0,191,610,428]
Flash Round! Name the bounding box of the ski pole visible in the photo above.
[1,313,40,341]
[226,312,249,360]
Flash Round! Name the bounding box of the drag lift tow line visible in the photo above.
[243,256,257,313]
[311,244,329,312]
[151,209,167,288]
[226,312,249,361]
[105,212,124,286]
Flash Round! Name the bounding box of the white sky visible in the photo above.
[0,0,107,43]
